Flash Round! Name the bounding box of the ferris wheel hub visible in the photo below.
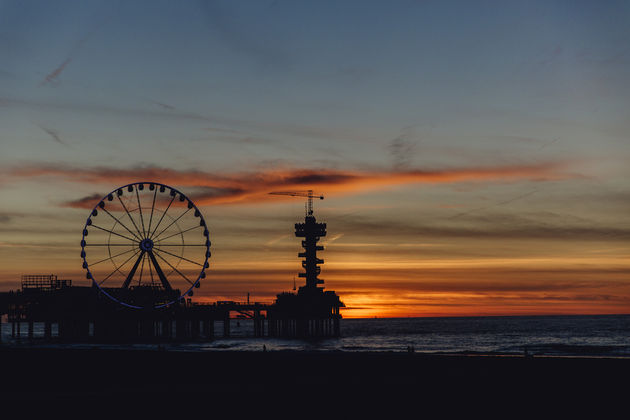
[139,238,154,252]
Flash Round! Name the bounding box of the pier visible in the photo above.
[0,273,341,342]
[0,185,343,343]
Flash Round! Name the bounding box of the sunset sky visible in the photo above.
[1,0,629,317]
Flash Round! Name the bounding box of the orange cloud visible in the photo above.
[8,161,570,209]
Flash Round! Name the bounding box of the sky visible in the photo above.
[1,0,629,317]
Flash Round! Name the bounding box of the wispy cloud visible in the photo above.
[63,193,103,209]
[197,0,290,68]
[332,212,630,241]
[39,58,72,86]
[448,190,538,220]
[387,133,416,169]
[38,11,112,87]
[37,124,67,146]
[387,124,433,169]
[0,95,349,142]
[0,213,11,223]
[148,99,176,110]
[5,161,571,209]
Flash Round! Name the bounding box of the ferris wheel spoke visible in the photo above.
[135,185,147,237]
[101,207,142,241]
[121,251,146,289]
[91,224,140,243]
[149,195,176,239]
[147,250,173,290]
[86,243,141,246]
[153,247,204,267]
[89,247,136,266]
[151,208,191,242]
[98,249,141,286]
[156,224,202,242]
[154,244,207,246]
[117,194,144,239]
[153,250,195,286]
[147,187,158,237]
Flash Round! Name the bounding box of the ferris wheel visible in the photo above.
[80,182,211,309]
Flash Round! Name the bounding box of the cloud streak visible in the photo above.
[5,161,571,209]
[38,10,112,87]
[333,213,630,241]
[447,190,538,220]
[37,124,67,146]
[40,58,72,86]
[0,95,348,142]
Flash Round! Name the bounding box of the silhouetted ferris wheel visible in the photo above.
[80,182,210,309]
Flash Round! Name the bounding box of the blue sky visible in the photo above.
[2,0,629,167]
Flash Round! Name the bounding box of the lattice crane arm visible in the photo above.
[269,190,324,216]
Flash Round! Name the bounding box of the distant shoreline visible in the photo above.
[2,311,629,321]
[1,343,629,359]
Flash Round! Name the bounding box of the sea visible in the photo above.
[2,314,629,357]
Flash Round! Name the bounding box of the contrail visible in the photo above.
[538,137,560,150]
[149,100,177,110]
[39,11,113,86]
[37,124,67,146]
[448,190,538,220]
[40,58,72,86]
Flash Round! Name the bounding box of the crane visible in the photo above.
[269,190,324,216]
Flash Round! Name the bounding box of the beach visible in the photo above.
[1,347,627,414]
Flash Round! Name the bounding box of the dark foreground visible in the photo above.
[1,347,627,414]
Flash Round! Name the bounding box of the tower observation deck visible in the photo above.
[295,215,326,291]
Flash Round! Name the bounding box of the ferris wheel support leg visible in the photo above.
[147,250,172,291]
[122,251,146,289]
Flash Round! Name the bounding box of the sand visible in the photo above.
[0,347,626,414]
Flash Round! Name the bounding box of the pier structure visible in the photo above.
[0,276,271,342]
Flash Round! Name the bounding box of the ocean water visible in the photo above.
[2,314,629,357]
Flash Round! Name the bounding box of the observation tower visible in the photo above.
[268,190,344,337]
[295,206,326,292]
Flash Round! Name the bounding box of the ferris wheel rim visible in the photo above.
[80,181,211,309]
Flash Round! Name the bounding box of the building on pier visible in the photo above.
[267,200,344,338]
